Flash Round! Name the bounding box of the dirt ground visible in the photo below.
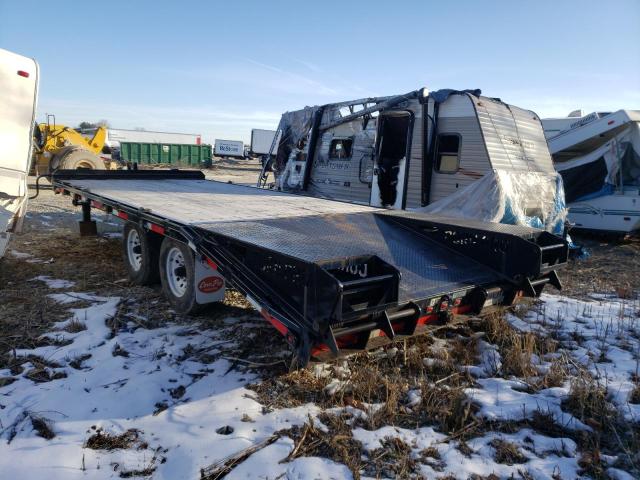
[558,233,640,298]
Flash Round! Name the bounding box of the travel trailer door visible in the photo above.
[370,111,412,209]
[0,48,39,258]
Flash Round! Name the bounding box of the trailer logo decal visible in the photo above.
[340,263,368,278]
[198,276,224,293]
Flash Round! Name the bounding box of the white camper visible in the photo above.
[543,110,640,234]
[249,129,280,157]
[261,88,566,234]
[0,48,39,259]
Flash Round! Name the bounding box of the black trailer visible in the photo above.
[52,169,568,365]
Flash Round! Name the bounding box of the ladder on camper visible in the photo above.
[257,126,283,189]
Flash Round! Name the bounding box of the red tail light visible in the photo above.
[17,70,29,78]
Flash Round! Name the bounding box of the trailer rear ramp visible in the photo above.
[52,170,568,365]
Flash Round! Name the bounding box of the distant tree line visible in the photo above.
[77,120,110,130]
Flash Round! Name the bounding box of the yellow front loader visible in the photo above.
[33,115,109,174]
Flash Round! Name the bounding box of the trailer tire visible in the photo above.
[159,238,202,314]
[123,223,161,285]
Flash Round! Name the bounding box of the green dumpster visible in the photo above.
[119,142,212,168]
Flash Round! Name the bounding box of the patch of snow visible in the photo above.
[512,294,640,421]
[0,291,326,479]
[9,249,32,259]
[30,275,76,289]
[466,377,588,430]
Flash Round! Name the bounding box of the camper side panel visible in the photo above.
[306,118,377,204]
[475,98,554,173]
[429,95,492,203]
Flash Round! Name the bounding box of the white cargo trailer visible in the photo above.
[80,128,202,150]
[250,129,279,156]
[214,139,244,158]
[0,48,39,259]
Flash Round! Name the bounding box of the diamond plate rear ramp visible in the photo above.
[195,212,499,303]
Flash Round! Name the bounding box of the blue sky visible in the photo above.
[2,0,639,143]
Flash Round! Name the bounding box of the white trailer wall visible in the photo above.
[0,48,39,258]
[250,129,279,155]
[105,129,202,148]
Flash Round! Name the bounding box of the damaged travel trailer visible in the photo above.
[0,48,39,259]
[259,88,566,233]
[543,110,640,234]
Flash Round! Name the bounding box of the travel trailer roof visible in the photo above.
[275,88,555,176]
[543,110,640,161]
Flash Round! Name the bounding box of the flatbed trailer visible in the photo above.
[51,169,568,365]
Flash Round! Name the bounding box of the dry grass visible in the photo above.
[363,436,419,479]
[280,414,363,478]
[250,327,481,442]
[0,233,124,361]
[561,371,640,476]
[248,309,640,477]
[63,319,87,333]
[84,428,147,451]
[489,439,527,465]
[562,373,614,428]
[630,384,640,405]
[482,312,561,383]
[559,235,640,299]
[30,414,56,440]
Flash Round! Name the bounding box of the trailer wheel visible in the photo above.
[159,238,201,314]
[122,223,160,285]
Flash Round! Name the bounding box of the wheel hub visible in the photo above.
[126,229,143,271]
[166,247,188,298]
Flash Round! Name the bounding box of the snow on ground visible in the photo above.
[353,426,581,479]
[1,279,638,478]
[8,249,32,259]
[30,275,76,289]
[510,293,640,421]
[0,289,337,479]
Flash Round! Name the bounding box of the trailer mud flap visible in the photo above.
[194,254,225,305]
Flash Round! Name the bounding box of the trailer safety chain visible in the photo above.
[28,174,52,200]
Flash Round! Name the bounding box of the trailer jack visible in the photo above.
[73,197,97,237]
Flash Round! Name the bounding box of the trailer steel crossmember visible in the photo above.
[52,169,569,366]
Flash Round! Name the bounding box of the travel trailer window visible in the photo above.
[435,134,461,173]
[329,138,353,159]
